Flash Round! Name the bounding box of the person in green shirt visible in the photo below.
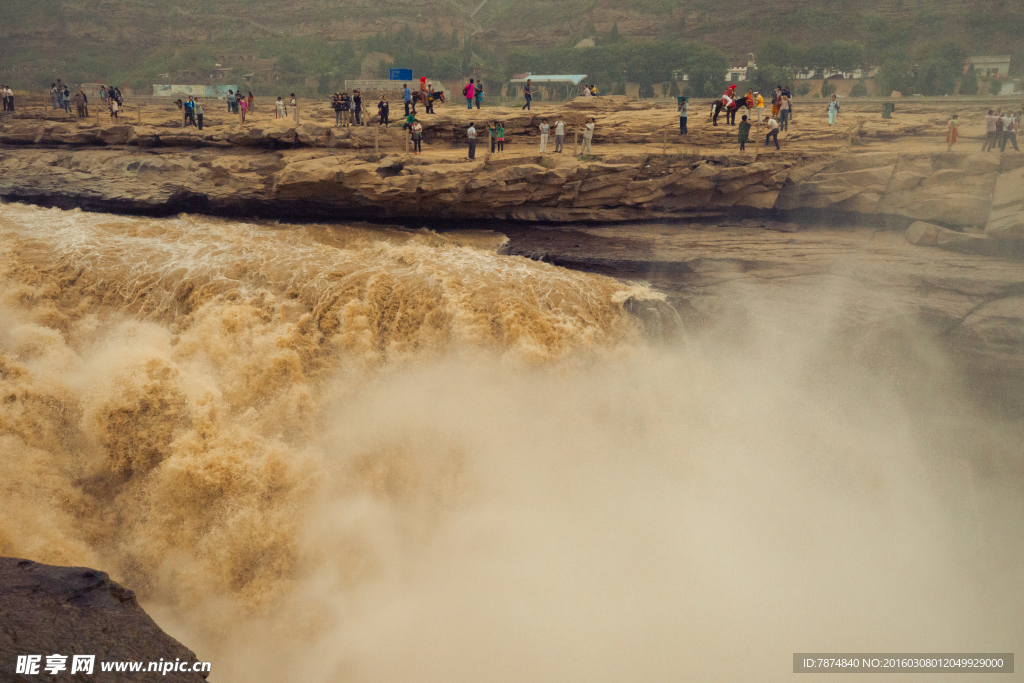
[496,122,506,152]
[738,114,751,151]
[488,121,498,153]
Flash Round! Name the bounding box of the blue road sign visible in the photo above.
[389,69,413,81]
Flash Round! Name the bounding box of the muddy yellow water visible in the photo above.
[1,202,1020,682]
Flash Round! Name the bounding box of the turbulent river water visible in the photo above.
[1,202,1021,682]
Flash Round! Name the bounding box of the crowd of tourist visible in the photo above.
[977,109,1021,152]
[18,73,1024,160]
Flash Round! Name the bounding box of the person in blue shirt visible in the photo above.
[184,97,197,127]
[404,84,411,116]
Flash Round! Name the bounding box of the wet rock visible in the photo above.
[0,557,207,682]
[623,296,682,340]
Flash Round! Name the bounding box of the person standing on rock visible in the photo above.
[50,83,60,109]
[738,114,751,151]
[463,79,475,110]
[467,121,477,159]
[247,92,255,112]
[779,95,791,131]
[411,119,423,155]
[332,93,343,127]
[827,94,839,126]
[765,116,780,149]
[239,95,249,125]
[290,94,298,123]
[276,96,285,119]
[678,96,688,134]
[403,83,411,116]
[539,119,550,153]
[195,99,204,131]
[425,84,436,114]
[184,96,197,127]
[488,120,498,153]
[946,113,959,150]
[1000,110,1019,152]
[227,90,237,114]
[475,82,484,109]
[522,79,533,111]
[62,85,71,115]
[754,91,764,125]
[554,116,565,153]
[353,90,362,126]
[581,117,595,155]
[496,122,506,152]
[340,92,351,127]
[982,109,998,151]
[74,89,87,119]
[109,98,119,120]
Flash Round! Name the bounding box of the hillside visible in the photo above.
[1,0,1021,94]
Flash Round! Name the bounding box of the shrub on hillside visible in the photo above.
[639,81,654,98]
[960,66,979,96]
[988,79,1003,96]
[820,79,837,97]
[850,81,868,97]
[795,82,812,97]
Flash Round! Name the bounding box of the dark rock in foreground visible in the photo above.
[0,558,207,682]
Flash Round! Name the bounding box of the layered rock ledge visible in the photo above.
[1,98,1022,248]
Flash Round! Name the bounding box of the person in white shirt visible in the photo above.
[467,122,477,159]
[276,96,285,119]
[539,119,550,153]
[765,117,780,149]
[554,117,565,153]
[580,117,595,155]
[1000,111,1019,152]
[290,94,298,123]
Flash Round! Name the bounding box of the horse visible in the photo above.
[710,95,752,126]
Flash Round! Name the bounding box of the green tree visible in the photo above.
[849,80,868,97]
[820,78,837,97]
[988,79,1002,96]
[748,64,794,95]
[608,22,620,42]
[757,37,791,67]
[876,59,912,95]
[960,65,979,95]
[668,79,680,97]
[684,44,728,100]
[639,81,654,98]
[911,40,967,95]
[795,82,812,96]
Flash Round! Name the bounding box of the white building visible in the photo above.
[968,55,1011,78]
[725,54,757,83]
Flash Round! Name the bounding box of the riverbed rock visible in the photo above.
[0,557,207,682]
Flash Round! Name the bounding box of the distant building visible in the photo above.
[795,68,875,80]
[726,54,757,83]
[967,55,1011,78]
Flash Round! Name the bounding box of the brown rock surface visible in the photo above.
[0,557,207,682]
[1,99,1023,246]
